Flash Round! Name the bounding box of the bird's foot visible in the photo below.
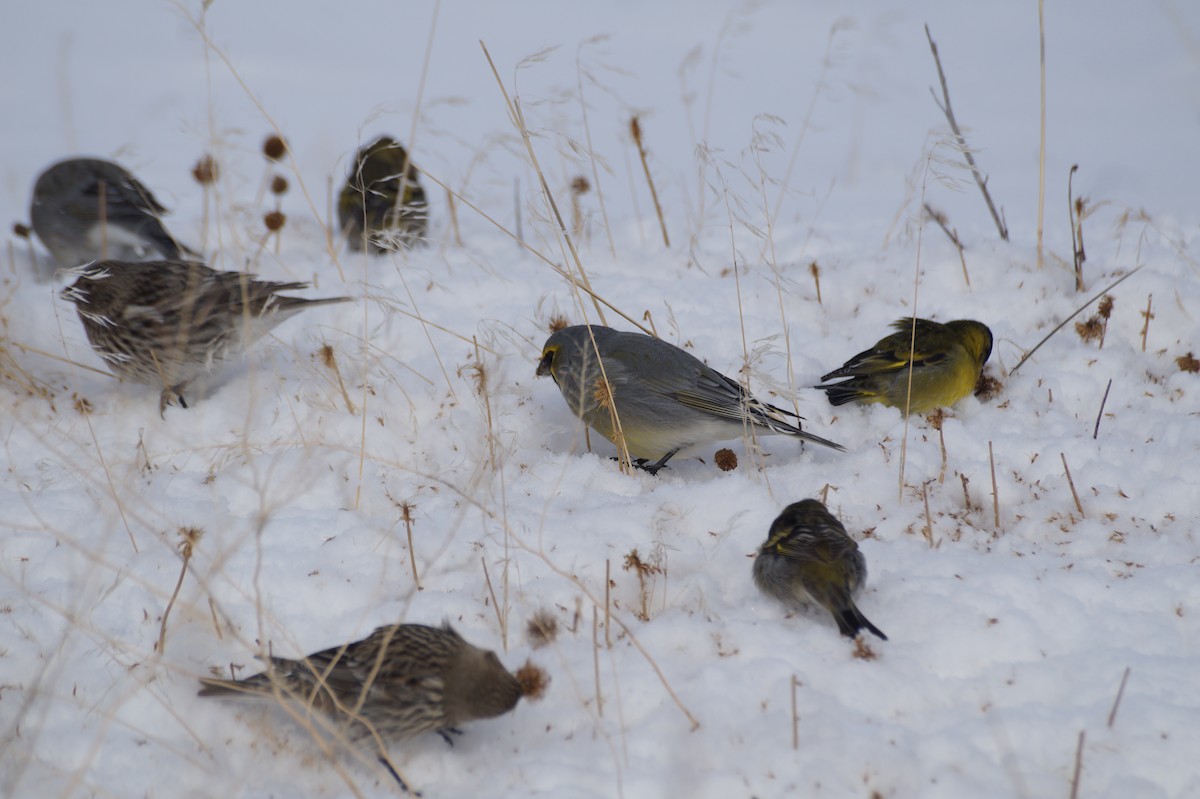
[436,727,463,747]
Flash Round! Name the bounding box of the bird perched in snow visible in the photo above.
[536,324,844,474]
[199,622,523,791]
[338,136,429,253]
[61,259,349,415]
[753,499,887,641]
[30,157,196,266]
[815,318,993,415]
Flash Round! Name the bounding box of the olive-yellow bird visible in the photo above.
[815,318,992,415]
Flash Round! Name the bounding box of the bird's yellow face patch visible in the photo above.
[536,345,559,379]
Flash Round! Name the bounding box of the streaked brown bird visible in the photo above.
[199,622,523,791]
[753,499,887,641]
[815,318,993,415]
[61,259,349,415]
[30,157,196,266]
[338,136,429,254]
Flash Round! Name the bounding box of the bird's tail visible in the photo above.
[751,399,846,452]
[834,602,888,641]
[814,379,878,407]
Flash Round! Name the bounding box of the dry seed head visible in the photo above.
[714,448,738,471]
[270,175,289,195]
[852,637,879,661]
[515,661,550,700]
[263,211,286,232]
[177,525,204,558]
[548,316,570,333]
[263,135,288,161]
[630,116,643,142]
[12,222,30,238]
[974,372,1003,401]
[1176,352,1200,373]
[192,154,219,185]
[1097,294,1115,319]
[570,175,590,195]
[1075,317,1104,344]
[525,609,558,649]
[318,343,337,370]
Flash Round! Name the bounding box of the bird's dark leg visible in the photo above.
[638,449,679,476]
[436,727,463,746]
[378,755,420,796]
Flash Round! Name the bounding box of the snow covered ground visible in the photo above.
[2,1,1199,797]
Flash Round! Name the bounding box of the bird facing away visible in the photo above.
[537,325,844,474]
[753,499,887,641]
[61,259,349,415]
[199,622,523,791]
[815,318,993,415]
[338,136,429,254]
[30,157,196,266]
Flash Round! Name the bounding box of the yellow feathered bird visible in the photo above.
[815,318,992,415]
[338,136,429,253]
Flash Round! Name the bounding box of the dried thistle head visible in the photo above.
[270,175,289,195]
[318,343,337,370]
[570,176,590,195]
[548,315,570,333]
[851,636,879,661]
[525,609,558,649]
[192,154,219,185]
[264,211,286,232]
[177,525,204,558]
[974,372,1003,401]
[1176,352,1200,374]
[925,408,945,430]
[263,135,288,161]
[1097,294,1114,319]
[515,661,550,700]
[1075,317,1104,344]
[714,448,738,471]
[12,222,30,238]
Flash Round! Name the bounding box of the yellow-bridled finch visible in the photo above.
[537,325,843,474]
[30,157,196,266]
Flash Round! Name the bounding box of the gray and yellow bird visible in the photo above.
[815,318,992,415]
[30,157,196,266]
[753,499,887,640]
[338,136,429,253]
[537,324,843,474]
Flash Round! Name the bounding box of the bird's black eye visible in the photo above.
[536,348,556,377]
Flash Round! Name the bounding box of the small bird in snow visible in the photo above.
[199,622,524,792]
[61,259,349,415]
[815,318,993,415]
[30,157,196,266]
[536,324,843,474]
[338,136,429,253]
[753,499,887,641]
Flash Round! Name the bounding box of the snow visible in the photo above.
[2,1,1199,797]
